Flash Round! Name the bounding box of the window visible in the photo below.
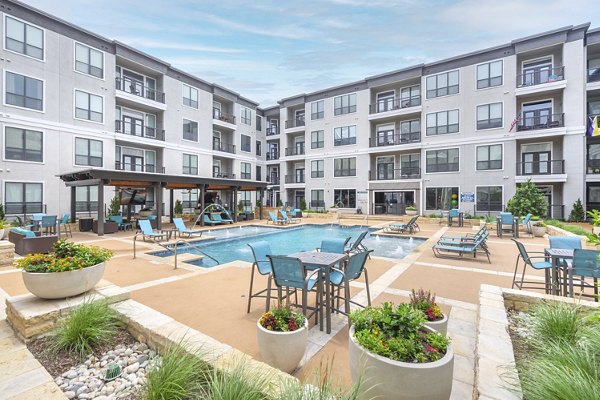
[182,84,198,108]
[75,43,104,78]
[426,70,459,98]
[311,189,325,208]
[241,107,252,125]
[334,157,356,177]
[400,85,421,107]
[5,182,43,214]
[334,93,356,115]
[376,156,394,180]
[5,16,43,60]
[401,153,421,177]
[477,186,503,212]
[311,130,324,149]
[477,103,502,129]
[256,166,262,181]
[425,187,459,210]
[256,140,262,156]
[311,160,324,178]
[256,115,262,131]
[334,125,357,146]
[426,148,459,173]
[5,72,43,111]
[477,144,502,170]
[182,154,198,175]
[241,134,251,152]
[426,110,459,135]
[400,119,421,141]
[477,60,502,89]
[4,127,43,162]
[75,138,103,167]
[241,162,251,179]
[376,124,395,146]
[311,100,324,119]
[75,186,98,212]
[334,189,356,208]
[183,119,198,142]
[182,189,198,209]
[75,90,103,122]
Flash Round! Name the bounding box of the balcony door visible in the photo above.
[123,115,144,136]
[522,101,552,129]
[522,59,552,86]
[123,154,144,171]
[213,160,221,177]
[295,110,305,124]
[522,143,551,174]
[376,91,395,112]
[213,131,221,151]
[377,125,395,146]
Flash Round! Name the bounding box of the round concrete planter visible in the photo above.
[425,313,449,335]
[349,326,454,400]
[22,262,105,299]
[257,319,308,373]
[405,210,418,216]
[531,225,546,237]
[138,210,153,218]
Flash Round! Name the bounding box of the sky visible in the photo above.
[25,0,600,106]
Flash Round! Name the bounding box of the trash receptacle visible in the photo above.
[79,217,93,232]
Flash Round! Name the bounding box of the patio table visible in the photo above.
[288,251,348,334]
[544,248,574,296]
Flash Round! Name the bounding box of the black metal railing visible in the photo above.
[369,96,421,114]
[266,126,279,136]
[517,113,564,131]
[115,77,165,103]
[369,132,421,147]
[212,142,236,154]
[516,160,564,175]
[213,108,236,124]
[5,202,45,215]
[266,151,279,161]
[285,173,305,184]
[368,167,421,180]
[371,202,410,215]
[587,158,600,173]
[212,171,235,179]
[588,67,600,83]
[75,202,98,213]
[115,120,165,141]
[267,176,280,185]
[285,118,305,129]
[114,161,165,173]
[517,66,564,87]
[285,146,305,156]
[547,204,565,220]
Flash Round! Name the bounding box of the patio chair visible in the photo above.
[346,230,369,254]
[497,212,516,238]
[329,250,373,318]
[15,216,33,229]
[41,215,57,236]
[109,215,133,231]
[520,213,533,237]
[317,237,351,253]
[267,255,321,323]
[280,210,300,224]
[138,219,169,242]
[432,233,491,263]
[211,213,232,224]
[567,249,600,301]
[59,213,72,238]
[173,217,203,238]
[246,241,274,313]
[203,214,220,226]
[548,236,582,295]
[511,239,553,292]
[268,211,286,225]
[384,216,419,234]
[447,209,463,227]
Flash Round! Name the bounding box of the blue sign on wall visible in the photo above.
[460,192,475,203]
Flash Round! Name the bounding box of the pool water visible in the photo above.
[153,225,424,267]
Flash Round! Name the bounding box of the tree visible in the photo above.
[108,196,121,216]
[276,199,283,207]
[299,197,307,211]
[568,198,585,222]
[174,200,183,215]
[506,179,547,218]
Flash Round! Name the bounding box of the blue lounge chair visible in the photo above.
[520,213,533,237]
[211,213,232,224]
[384,216,419,234]
[203,214,220,226]
[346,230,369,254]
[268,211,286,225]
[280,210,300,224]
[138,219,168,242]
[222,210,235,223]
[246,241,274,313]
[432,233,491,263]
[59,213,72,237]
[173,217,203,238]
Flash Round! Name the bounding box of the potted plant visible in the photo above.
[138,206,153,218]
[349,302,453,400]
[174,200,184,217]
[108,195,121,217]
[405,205,418,216]
[409,288,449,334]
[14,240,113,299]
[530,216,546,237]
[256,306,308,373]
[587,209,600,235]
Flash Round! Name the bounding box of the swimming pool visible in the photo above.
[153,225,424,267]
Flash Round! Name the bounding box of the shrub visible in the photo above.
[587,209,600,227]
[14,240,113,273]
[276,199,283,207]
[0,203,4,220]
[405,205,416,211]
[409,288,443,321]
[569,198,586,222]
[528,302,581,348]
[108,195,121,216]
[174,200,183,215]
[506,179,547,217]
[299,198,307,211]
[259,306,305,332]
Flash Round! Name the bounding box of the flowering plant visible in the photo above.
[259,306,306,332]
[350,302,449,363]
[409,288,444,321]
[14,240,113,273]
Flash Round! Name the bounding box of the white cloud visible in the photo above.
[117,37,246,53]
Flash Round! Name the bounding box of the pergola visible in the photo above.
[58,169,268,236]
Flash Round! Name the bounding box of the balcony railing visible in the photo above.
[516,160,564,175]
[5,202,46,215]
[587,158,600,173]
[115,161,165,173]
[517,66,564,88]
[267,176,280,185]
[369,132,421,147]
[369,96,421,114]
[285,174,305,184]
[266,126,279,136]
[212,142,236,154]
[115,120,165,141]
[516,113,564,131]
[266,151,279,161]
[115,77,165,103]
[285,118,305,129]
[369,167,421,180]
[213,108,236,124]
[213,171,235,179]
[285,146,305,156]
[75,201,98,213]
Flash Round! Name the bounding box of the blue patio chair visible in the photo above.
[59,213,72,238]
[346,230,369,254]
[567,249,600,301]
[497,212,516,238]
[268,211,286,225]
[203,214,220,226]
[447,209,462,227]
[41,215,57,235]
[329,250,373,317]
[211,213,232,224]
[138,219,168,242]
[109,215,132,231]
[246,241,274,313]
[280,210,300,224]
[173,217,203,238]
[318,237,351,253]
[511,239,553,292]
[267,255,321,322]
[520,213,533,237]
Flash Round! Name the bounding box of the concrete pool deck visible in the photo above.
[0,216,568,399]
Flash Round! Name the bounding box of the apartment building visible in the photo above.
[0,0,597,220]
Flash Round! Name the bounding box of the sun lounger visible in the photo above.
[203,214,220,226]
[432,234,490,263]
[346,230,369,254]
[268,211,286,225]
[280,210,300,224]
[138,219,169,242]
[173,217,203,238]
[384,216,419,234]
[211,213,232,224]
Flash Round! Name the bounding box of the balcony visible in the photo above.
[213,141,236,154]
[267,176,280,185]
[369,96,421,114]
[516,114,564,132]
[213,108,236,125]
[285,174,305,184]
[266,126,279,136]
[285,146,305,156]
[517,66,564,88]
[369,167,421,181]
[587,158,600,174]
[266,151,279,161]
[115,120,165,141]
[212,170,236,179]
[115,77,165,103]
[115,161,164,173]
[285,118,305,130]
[516,160,564,176]
[369,132,420,147]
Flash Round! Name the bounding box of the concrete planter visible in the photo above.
[22,262,106,299]
[138,210,153,218]
[593,226,600,235]
[349,326,454,400]
[425,313,449,335]
[531,225,546,237]
[406,210,418,216]
[257,319,308,373]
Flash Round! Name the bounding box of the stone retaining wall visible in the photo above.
[0,240,15,267]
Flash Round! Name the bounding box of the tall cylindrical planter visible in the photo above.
[257,320,308,373]
[21,262,106,299]
[349,326,454,400]
[425,313,449,335]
